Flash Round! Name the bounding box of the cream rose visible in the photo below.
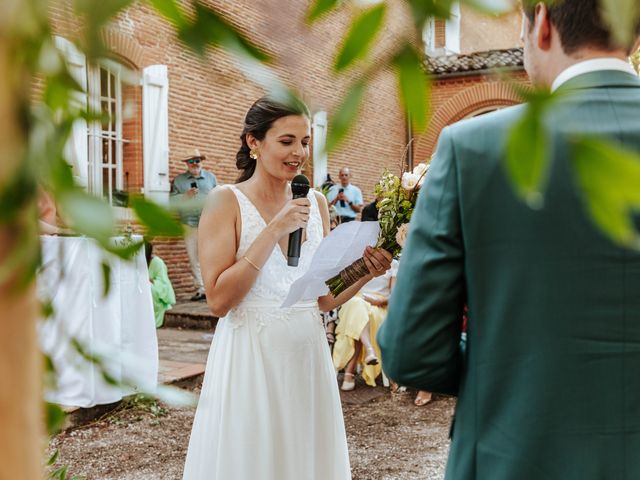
[412,162,428,177]
[395,222,410,247]
[401,172,420,191]
[413,162,429,186]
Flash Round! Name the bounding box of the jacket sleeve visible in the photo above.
[377,127,465,396]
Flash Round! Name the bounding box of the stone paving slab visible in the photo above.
[163,301,217,330]
[158,361,205,385]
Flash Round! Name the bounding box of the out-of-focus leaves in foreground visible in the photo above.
[334,4,387,71]
[392,43,430,133]
[178,2,271,62]
[306,0,339,23]
[406,0,456,28]
[130,195,184,237]
[572,138,640,249]
[146,0,187,27]
[504,86,556,208]
[600,0,640,48]
[463,0,515,15]
[326,80,367,151]
[45,402,66,435]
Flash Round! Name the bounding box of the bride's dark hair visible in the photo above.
[236,95,311,183]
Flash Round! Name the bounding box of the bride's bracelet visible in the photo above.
[242,255,261,272]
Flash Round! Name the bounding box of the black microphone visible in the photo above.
[287,174,311,267]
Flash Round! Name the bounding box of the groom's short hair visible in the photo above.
[523,0,640,55]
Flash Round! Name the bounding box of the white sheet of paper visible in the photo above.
[281,221,380,307]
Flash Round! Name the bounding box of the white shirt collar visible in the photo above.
[551,58,637,92]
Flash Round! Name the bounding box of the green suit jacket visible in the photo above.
[378,70,640,480]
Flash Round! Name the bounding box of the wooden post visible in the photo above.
[0,0,44,478]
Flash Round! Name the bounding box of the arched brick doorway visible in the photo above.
[415,81,523,161]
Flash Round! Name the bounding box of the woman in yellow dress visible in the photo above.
[333,259,398,390]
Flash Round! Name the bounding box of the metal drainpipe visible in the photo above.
[405,113,414,171]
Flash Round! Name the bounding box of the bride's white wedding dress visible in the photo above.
[182,185,351,480]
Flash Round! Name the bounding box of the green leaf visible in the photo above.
[0,214,40,290]
[147,0,186,27]
[462,0,515,15]
[48,156,76,193]
[74,0,134,58]
[572,138,640,249]
[45,402,66,435]
[50,466,68,480]
[178,3,271,63]
[41,300,55,319]
[392,44,430,133]
[504,87,556,207]
[130,196,184,237]
[326,80,367,151]
[334,4,386,71]
[44,353,57,378]
[504,107,548,207]
[104,239,144,261]
[306,0,338,23]
[47,449,59,466]
[101,260,111,297]
[0,161,37,224]
[600,0,640,48]
[43,71,81,112]
[57,190,115,243]
[406,0,454,27]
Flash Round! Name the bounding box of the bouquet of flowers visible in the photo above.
[325,161,429,296]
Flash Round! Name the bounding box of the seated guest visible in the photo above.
[333,259,398,390]
[361,197,380,222]
[145,242,176,328]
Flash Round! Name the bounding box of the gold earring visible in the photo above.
[249,149,259,160]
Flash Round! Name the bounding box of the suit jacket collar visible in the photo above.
[556,70,640,93]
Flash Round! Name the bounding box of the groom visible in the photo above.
[379,1,640,479]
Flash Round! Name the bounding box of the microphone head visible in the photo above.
[291,174,310,197]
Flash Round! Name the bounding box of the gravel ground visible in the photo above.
[48,388,455,480]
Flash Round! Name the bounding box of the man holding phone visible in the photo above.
[327,167,363,223]
[171,148,217,301]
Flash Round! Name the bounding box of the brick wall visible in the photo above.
[122,83,143,192]
[414,71,530,162]
[460,6,522,55]
[48,0,415,299]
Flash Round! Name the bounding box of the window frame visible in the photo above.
[87,60,128,205]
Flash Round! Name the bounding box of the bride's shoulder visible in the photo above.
[203,185,240,217]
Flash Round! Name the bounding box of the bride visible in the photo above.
[182,96,392,480]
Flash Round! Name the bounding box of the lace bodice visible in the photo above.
[228,185,323,307]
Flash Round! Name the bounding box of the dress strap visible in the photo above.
[225,185,263,257]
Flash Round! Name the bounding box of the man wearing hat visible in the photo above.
[171,148,217,301]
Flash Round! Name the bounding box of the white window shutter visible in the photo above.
[54,36,89,189]
[423,18,436,54]
[142,65,170,205]
[312,111,328,187]
[445,2,461,54]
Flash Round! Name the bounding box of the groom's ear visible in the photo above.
[533,2,553,51]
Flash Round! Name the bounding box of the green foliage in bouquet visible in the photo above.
[325,163,427,296]
[374,169,421,257]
